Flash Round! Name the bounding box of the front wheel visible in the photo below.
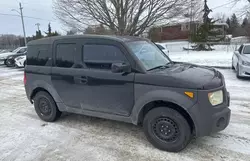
[236,64,241,78]
[143,107,191,152]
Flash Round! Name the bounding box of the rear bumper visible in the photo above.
[188,88,231,137]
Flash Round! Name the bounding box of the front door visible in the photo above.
[76,41,135,116]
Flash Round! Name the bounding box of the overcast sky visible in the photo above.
[0,0,246,36]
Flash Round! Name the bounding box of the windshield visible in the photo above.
[243,45,250,54]
[127,41,171,70]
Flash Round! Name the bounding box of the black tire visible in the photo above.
[4,60,7,65]
[34,91,61,122]
[232,63,235,70]
[143,107,191,152]
[24,61,26,67]
[236,64,241,79]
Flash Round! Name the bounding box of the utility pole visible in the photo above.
[35,23,40,31]
[19,2,27,46]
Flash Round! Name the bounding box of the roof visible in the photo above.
[27,35,147,45]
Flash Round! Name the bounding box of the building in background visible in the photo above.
[149,21,229,42]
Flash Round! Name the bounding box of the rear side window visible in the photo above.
[56,44,75,68]
[27,45,51,66]
[83,44,127,70]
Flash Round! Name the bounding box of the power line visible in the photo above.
[0,12,55,22]
[211,0,236,10]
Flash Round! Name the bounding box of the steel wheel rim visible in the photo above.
[38,98,52,116]
[152,117,179,142]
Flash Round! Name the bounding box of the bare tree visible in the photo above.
[183,0,204,22]
[53,0,191,36]
[213,13,227,23]
[233,0,250,17]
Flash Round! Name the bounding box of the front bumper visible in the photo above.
[239,64,250,77]
[187,87,231,137]
[15,61,24,67]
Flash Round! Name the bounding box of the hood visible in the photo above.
[0,52,15,58]
[6,53,25,59]
[148,62,223,90]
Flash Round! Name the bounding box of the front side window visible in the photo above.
[127,41,170,70]
[83,44,127,70]
[243,45,250,54]
[56,44,75,68]
[238,45,244,53]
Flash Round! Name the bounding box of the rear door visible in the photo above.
[51,39,81,107]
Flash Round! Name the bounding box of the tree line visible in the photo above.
[0,23,60,49]
[226,14,250,38]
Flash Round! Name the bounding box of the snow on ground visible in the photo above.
[160,41,238,68]
[0,65,250,161]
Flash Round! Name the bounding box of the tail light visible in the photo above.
[24,72,27,85]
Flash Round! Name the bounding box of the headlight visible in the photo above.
[16,57,23,61]
[208,90,223,106]
[242,61,250,66]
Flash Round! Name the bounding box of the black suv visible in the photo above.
[24,35,231,152]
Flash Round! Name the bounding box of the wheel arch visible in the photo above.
[29,80,62,103]
[135,100,196,135]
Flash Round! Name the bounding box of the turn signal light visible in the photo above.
[185,92,194,98]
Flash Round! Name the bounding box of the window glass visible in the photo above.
[156,44,164,50]
[56,44,75,68]
[36,50,50,66]
[83,44,127,70]
[19,48,27,53]
[243,45,250,54]
[127,41,170,70]
[27,45,51,66]
[238,45,243,53]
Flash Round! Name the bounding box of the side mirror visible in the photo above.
[111,63,131,73]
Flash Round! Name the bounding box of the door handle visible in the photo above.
[74,76,88,84]
[80,76,88,83]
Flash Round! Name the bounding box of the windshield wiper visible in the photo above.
[148,62,172,71]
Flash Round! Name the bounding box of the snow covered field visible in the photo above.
[0,65,250,161]
[160,41,237,68]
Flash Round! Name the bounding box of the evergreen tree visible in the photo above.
[45,23,52,37]
[230,14,240,36]
[35,30,43,39]
[242,18,249,28]
[226,18,231,34]
[191,0,220,51]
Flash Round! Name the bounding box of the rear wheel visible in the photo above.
[143,107,192,152]
[34,91,61,122]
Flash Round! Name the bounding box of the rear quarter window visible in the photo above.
[27,45,51,66]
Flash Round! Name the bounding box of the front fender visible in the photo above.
[131,88,197,125]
